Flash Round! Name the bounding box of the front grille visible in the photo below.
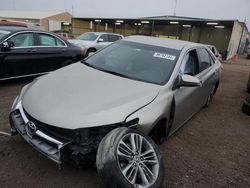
[23,109,78,142]
[9,110,63,164]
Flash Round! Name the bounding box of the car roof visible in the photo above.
[124,35,203,50]
[86,32,123,36]
[206,44,215,48]
[0,26,30,32]
[0,26,68,43]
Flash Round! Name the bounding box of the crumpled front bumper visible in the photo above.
[9,101,70,164]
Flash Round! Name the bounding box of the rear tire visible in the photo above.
[204,85,216,108]
[96,127,164,188]
[246,74,250,93]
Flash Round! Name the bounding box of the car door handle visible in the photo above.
[61,49,66,52]
[28,49,37,53]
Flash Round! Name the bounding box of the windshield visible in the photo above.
[77,32,99,41]
[83,40,180,85]
[0,30,10,40]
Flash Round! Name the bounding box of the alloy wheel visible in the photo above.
[117,133,159,187]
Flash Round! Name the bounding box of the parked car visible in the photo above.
[51,30,75,40]
[0,20,27,28]
[0,26,84,80]
[10,36,221,188]
[207,44,222,61]
[68,32,123,57]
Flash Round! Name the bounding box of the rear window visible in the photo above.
[108,35,122,42]
[196,48,212,72]
[38,33,65,46]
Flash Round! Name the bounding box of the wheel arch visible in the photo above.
[213,80,220,95]
[148,98,175,144]
[87,47,97,53]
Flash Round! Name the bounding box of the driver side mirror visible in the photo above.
[97,38,104,43]
[177,74,202,88]
[1,41,14,51]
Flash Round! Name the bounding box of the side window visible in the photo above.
[8,33,34,47]
[108,35,120,42]
[99,34,109,42]
[209,51,216,64]
[180,50,199,76]
[55,38,65,46]
[38,34,65,46]
[196,48,212,72]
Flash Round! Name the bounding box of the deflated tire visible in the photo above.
[242,96,250,116]
[96,127,164,188]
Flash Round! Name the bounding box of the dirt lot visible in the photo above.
[0,59,250,188]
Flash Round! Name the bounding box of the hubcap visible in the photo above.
[117,133,159,187]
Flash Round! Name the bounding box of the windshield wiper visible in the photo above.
[100,69,131,79]
[81,61,130,79]
[81,60,98,69]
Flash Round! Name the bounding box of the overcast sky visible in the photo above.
[1,0,250,29]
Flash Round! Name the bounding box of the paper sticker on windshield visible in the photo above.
[153,52,176,61]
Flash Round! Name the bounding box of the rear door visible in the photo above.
[34,32,67,73]
[1,32,38,79]
[171,47,216,132]
[196,48,217,103]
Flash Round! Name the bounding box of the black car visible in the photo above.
[0,27,84,80]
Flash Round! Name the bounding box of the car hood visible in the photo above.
[22,63,161,129]
[68,39,94,46]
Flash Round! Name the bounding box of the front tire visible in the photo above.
[85,48,96,57]
[96,127,164,188]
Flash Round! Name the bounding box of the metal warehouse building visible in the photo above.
[71,16,249,60]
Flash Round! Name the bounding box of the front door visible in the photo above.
[1,32,37,79]
[171,49,203,133]
[96,34,112,50]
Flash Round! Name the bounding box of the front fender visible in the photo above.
[125,91,173,135]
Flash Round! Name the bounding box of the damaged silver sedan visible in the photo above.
[9,36,221,188]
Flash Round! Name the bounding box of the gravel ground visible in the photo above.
[0,59,250,188]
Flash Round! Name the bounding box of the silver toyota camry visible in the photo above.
[9,36,221,188]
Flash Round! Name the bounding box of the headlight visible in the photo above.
[11,96,19,110]
[78,118,139,145]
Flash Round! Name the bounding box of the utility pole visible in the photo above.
[71,4,74,16]
[174,0,177,16]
